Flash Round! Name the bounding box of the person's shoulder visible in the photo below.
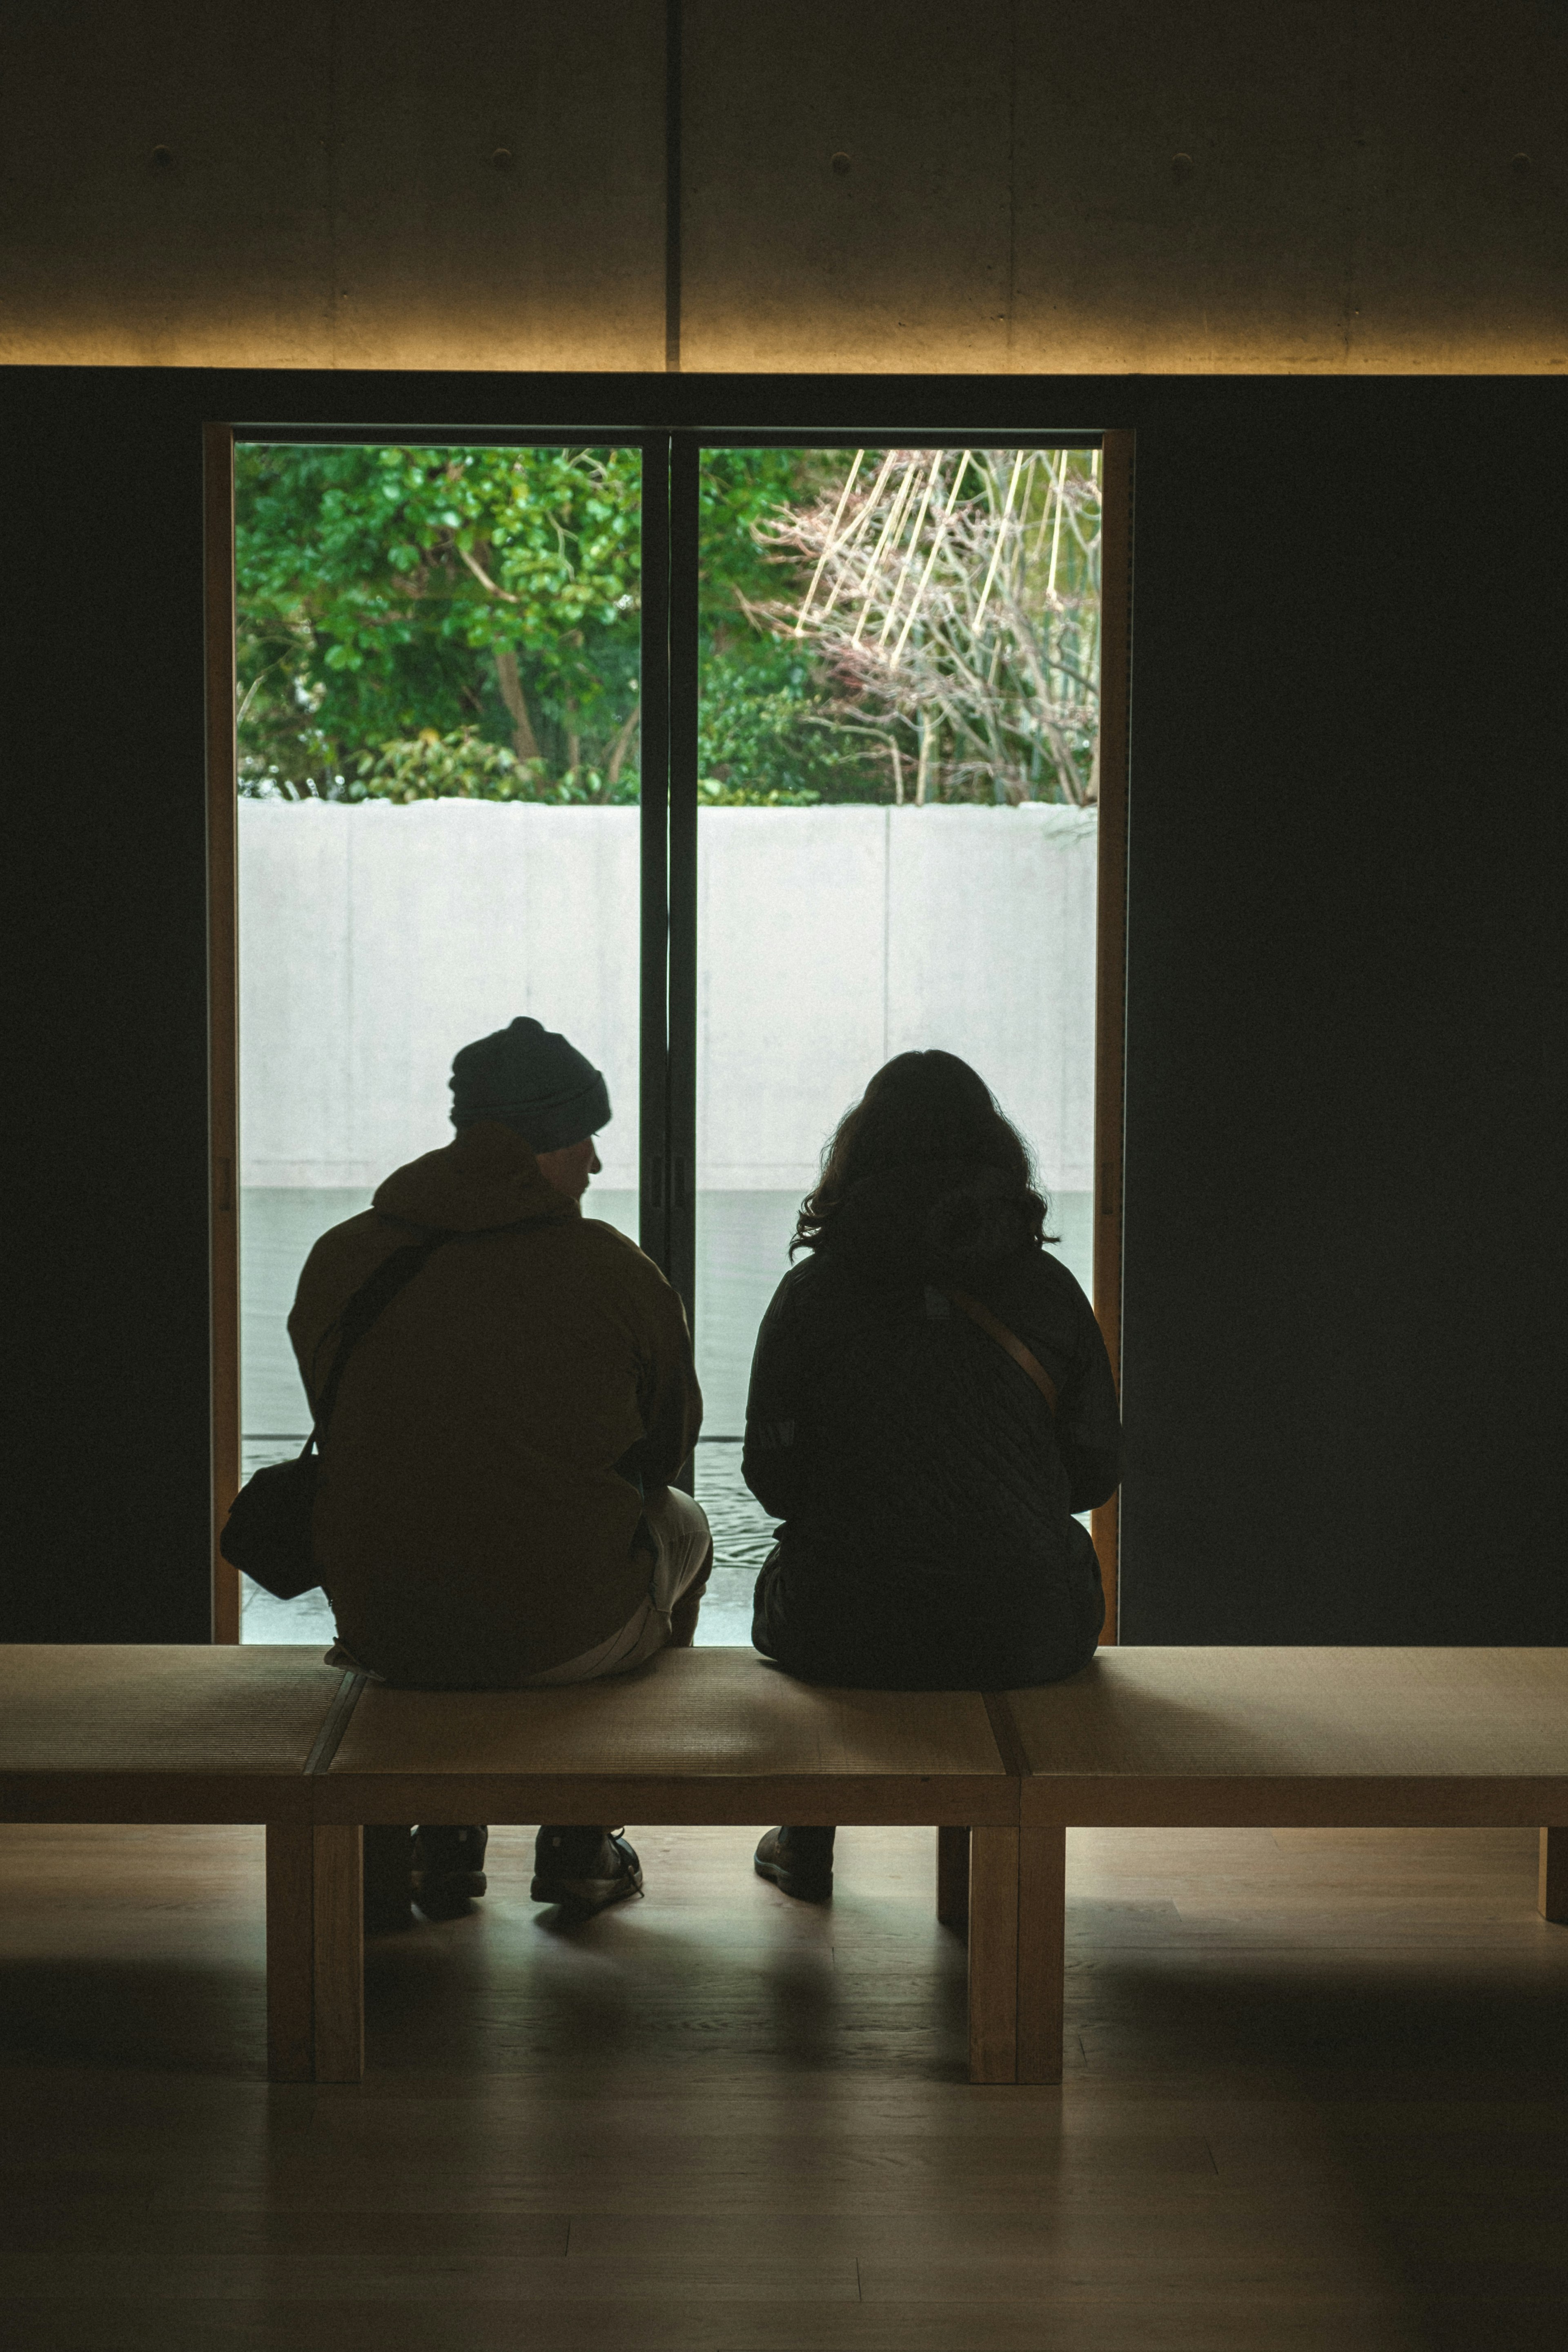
[572,1216,684,1298]
[1032,1243,1094,1314]
[299,1206,392,1281]
[769,1254,826,1310]
[291,1208,403,1337]
[576,1215,659,1265]
[1004,1243,1100,1343]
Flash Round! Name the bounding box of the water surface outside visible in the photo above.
[238,1185,1091,1645]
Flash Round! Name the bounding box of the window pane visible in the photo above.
[235,443,642,1640]
[693,448,1102,1639]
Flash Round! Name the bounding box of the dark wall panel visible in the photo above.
[1118,381,1568,1641]
[5,373,214,1639]
[2,368,1563,1643]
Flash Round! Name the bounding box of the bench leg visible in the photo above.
[1541,1828,1568,1924]
[937,1826,970,1929]
[1016,1824,1066,2085]
[265,1823,315,2083]
[967,1827,1019,2083]
[312,1825,365,2083]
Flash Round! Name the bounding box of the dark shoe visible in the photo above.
[412,1824,489,1917]
[531,1826,643,1917]
[754,1825,835,1901]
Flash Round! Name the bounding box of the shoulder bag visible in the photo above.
[219,1228,454,1601]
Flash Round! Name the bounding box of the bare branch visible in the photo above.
[457,542,519,603]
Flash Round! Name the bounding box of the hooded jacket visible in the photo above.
[287,1122,701,1687]
[744,1158,1121,1690]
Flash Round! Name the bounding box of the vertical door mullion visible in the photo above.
[666,434,700,1327]
[639,439,672,1276]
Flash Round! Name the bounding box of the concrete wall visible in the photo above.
[238,799,1097,1193]
[4,2,1565,374]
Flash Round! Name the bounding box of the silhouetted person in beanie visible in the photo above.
[290,1016,709,1918]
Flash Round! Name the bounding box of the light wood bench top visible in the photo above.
[1009,1648,1568,1826]
[319,1646,1015,1826]
[0,1646,352,1820]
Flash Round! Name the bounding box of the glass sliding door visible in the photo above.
[217,427,1122,1647]
[233,441,644,1640]
[689,445,1105,1630]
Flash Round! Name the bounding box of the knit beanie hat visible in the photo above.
[448,1017,611,1152]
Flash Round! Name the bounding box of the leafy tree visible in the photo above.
[235,442,1069,808]
[696,451,887,803]
[237,444,644,798]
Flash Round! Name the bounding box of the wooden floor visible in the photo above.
[2,1819,1567,2349]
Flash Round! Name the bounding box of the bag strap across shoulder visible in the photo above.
[940,1284,1059,1414]
[307,1228,456,1451]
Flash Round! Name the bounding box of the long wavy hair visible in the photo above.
[792,1050,1053,1256]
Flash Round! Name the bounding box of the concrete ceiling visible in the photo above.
[2,0,1564,372]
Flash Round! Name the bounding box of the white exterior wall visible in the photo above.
[238,800,1098,1194]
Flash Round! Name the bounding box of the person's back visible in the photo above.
[286,1015,708,1919]
[741,1049,1121,1900]
[291,1119,699,1689]
[744,1155,1117,1690]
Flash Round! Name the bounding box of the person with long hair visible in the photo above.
[744,1049,1121,1900]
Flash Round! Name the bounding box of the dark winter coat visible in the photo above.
[289,1122,701,1687]
[744,1158,1121,1690]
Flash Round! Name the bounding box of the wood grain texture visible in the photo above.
[1542,1825,1568,1924]
[967,1826,1018,2084]
[265,1821,313,2081]
[1015,1823,1065,2086]
[1090,426,1132,1644]
[203,421,240,1648]
[0,1646,348,1791]
[5,1817,1568,2345]
[1011,1648,1568,1829]
[324,1648,1013,1829]
[318,1773,1013,1829]
[312,1825,363,2082]
[936,1824,969,1928]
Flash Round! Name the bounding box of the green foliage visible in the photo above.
[697,641,884,805]
[343,728,641,807]
[349,729,526,803]
[234,441,1095,808]
[236,444,642,798]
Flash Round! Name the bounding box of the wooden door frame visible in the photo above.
[204,413,1133,1644]
[205,422,241,1642]
[1091,428,1133,1639]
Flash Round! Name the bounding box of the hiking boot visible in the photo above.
[412,1824,489,1917]
[754,1825,835,1901]
[530,1826,643,1916]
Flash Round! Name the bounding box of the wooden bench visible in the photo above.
[307,1646,1023,2083]
[0,1644,356,2082]
[5,1643,1563,2090]
[999,1646,1568,2085]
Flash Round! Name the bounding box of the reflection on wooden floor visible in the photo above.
[2,1819,1566,2348]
